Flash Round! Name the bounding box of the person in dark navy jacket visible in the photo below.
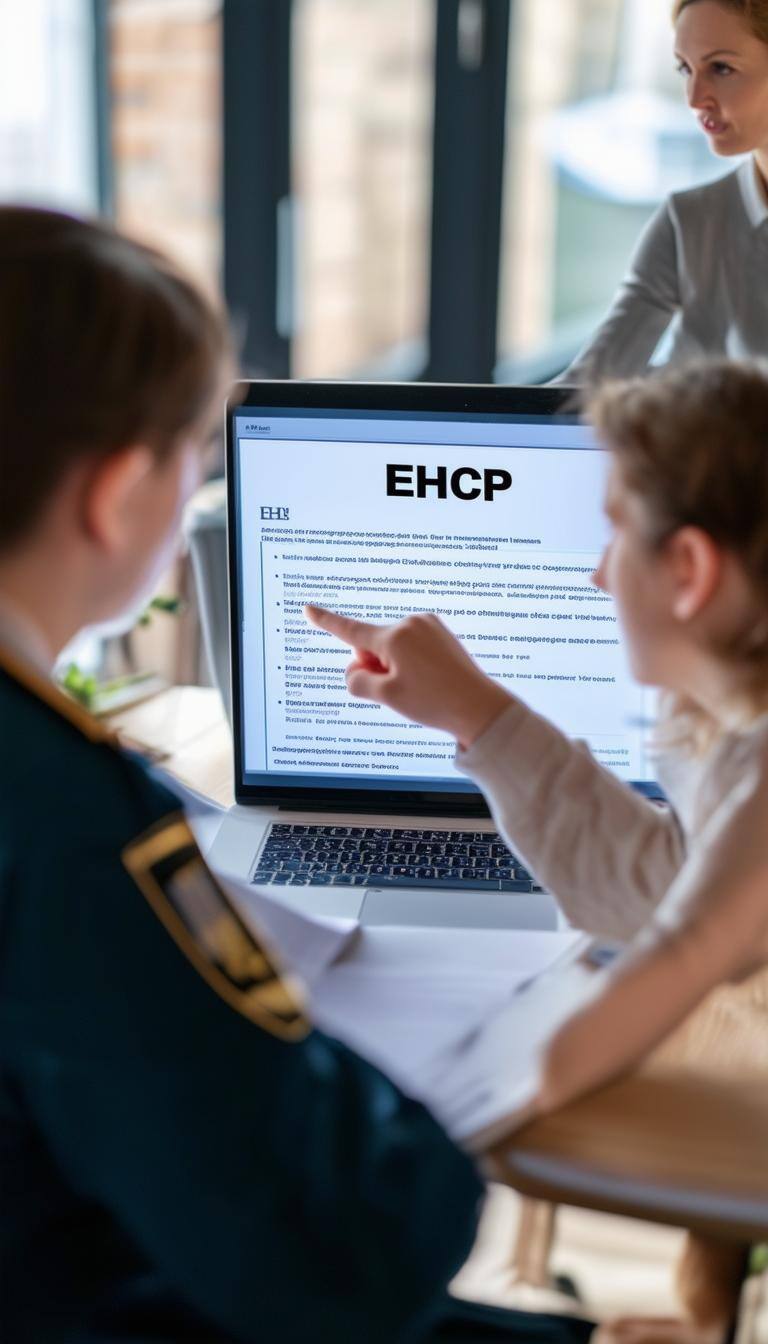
[0,206,594,1344]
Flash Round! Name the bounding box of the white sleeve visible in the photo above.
[455,700,685,941]
[556,201,681,385]
[539,752,768,1112]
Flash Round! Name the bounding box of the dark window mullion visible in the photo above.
[223,0,292,378]
[92,0,114,215]
[425,0,511,383]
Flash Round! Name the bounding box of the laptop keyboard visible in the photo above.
[251,824,546,893]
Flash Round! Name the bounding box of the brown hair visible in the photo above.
[672,0,768,45]
[0,206,230,554]
[589,360,768,741]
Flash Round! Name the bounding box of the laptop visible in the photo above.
[208,381,658,929]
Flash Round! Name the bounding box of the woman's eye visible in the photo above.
[675,60,690,75]
[712,62,734,75]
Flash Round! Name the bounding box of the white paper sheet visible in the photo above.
[222,875,358,987]
[162,774,227,859]
[310,927,581,1101]
[426,956,602,1144]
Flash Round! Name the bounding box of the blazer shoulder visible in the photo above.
[0,663,179,848]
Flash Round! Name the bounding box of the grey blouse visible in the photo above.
[561,157,768,384]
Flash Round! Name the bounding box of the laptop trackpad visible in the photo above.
[359,887,558,930]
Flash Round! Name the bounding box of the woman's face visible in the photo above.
[675,1,768,156]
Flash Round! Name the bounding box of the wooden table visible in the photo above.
[110,683,235,808]
[110,686,768,1255]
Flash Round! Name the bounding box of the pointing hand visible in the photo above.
[304,605,512,750]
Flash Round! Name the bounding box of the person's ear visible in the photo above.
[664,525,723,622]
[81,445,155,553]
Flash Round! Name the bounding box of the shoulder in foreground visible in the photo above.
[0,660,177,841]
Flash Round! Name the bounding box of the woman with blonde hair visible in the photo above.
[563,0,768,383]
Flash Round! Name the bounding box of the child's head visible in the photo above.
[0,207,230,641]
[589,359,768,738]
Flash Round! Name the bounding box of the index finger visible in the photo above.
[304,604,384,650]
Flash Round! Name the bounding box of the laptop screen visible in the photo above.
[228,385,655,810]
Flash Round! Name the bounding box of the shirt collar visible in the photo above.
[0,595,55,676]
[738,157,768,229]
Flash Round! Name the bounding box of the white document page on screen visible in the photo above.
[237,432,651,783]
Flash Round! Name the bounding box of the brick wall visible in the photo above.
[110,0,222,293]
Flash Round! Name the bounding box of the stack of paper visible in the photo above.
[424,957,599,1145]
[310,926,580,1093]
[226,871,586,1144]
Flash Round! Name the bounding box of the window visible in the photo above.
[109,0,222,292]
[291,0,434,378]
[0,0,98,210]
